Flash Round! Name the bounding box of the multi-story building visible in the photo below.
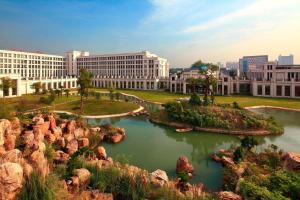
[0,49,77,97]
[225,62,239,70]
[277,54,293,65]
[239,55,268,73]
[76,51,170,90]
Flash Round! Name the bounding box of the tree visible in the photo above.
[0,77,15,97]
[192,60,219,106]
[186,77,200,93]
[77,68,93,113]
[0,77,15,119]
[64,89,70,98]
[108,86,115,101]
[241,136,258,151]
[31,82,42,94]
[55,89,60,97]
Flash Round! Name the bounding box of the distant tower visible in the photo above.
[278,54,294,65]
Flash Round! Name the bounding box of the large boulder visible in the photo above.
[47,114,56,129]
[74,128,84,139]
[218,191,242,200]
[52,127,62,138]
[66,120,76,134]
[96,146,107,159]
[221,156,235,166]
[78,138,89,148]
[10,117,21,137]
[1,149,22,163]
[32,115,44,125]
[29,150,49,178]
[111,134,124,143]
[33,128,44,142]
[151,169,169,186]
[4,133,16,151]
[0,162,23,200]
[54,150,70,163]
[282,152,300,171]
[176,156,194,174]
[32,121,50,135]
[73,168,91,185]
[0,119,11,146]
[22,130,35,145]
[66,139,78,155]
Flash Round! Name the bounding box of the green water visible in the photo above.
[87,108,300,191]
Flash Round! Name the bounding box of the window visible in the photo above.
[295,86,300,97]
[265,85,270,95]
[285,86,291,96]
[276,85,282,96]
[257,85,263,95]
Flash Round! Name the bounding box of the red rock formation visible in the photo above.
[176,156,194,174]
[283,152,300,171]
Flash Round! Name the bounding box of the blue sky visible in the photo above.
[0,0,300,67]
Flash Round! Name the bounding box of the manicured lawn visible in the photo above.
[93,88,300,109]
[94,88,190,103]
[54,98,140,115]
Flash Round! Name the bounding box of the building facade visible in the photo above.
[239,55,268,73]
[278,54,293,65]
[0,49,77,97]
[76,51,170,90]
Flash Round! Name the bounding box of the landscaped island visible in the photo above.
[150,94,283,135]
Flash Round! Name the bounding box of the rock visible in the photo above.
[70,176,80,187]
[66,139,78,155]
[111,133,124,143]
[176,156,194,174]
[211,154,222,162]
[151,169,169,186]
[63,133,75,142]
[67,120,76,134]
[78,138,89,148]
[1,149,22,163]
[83,190,113,200]
[54,150,70,163]
[74,128,84,139]
[10,117,21,137]
[0,162,23,200]
[47,114,56,129]
[0,119,11,146]
[29,150,49,178]
[59,122,67,130]
[96,146,107,159]
[218,191,242,200]
[33,128,44,142]
[90,127,101,133]
[4,133,16,151]
[32,121,50,135]
[56,137,66,148]
[19,160,33,178]
[222,156,235,166]
[22,130,34,145]
[282,152,300,171]
[52,127,62,138]
[45,132,56,144]
[32,115,44,125]
[73,168,91,184]
[184,183,205,198]
[0,146,5,156]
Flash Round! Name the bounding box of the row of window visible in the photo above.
[0,53,64,60]
[257,85,300,97]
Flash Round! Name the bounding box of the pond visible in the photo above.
[86,108,300,191]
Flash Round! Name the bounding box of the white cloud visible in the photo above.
[183,0,300,33]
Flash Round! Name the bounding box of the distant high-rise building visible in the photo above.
[226,62,239,70]
[239,55,268,73]
[278,54,293,65]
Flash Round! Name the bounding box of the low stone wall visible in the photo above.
[150,118,271,136]
[54,105,144,119]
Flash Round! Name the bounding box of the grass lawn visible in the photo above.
[93,88,300,109]
[54,98,140,115]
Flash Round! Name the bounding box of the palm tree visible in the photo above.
[78,68,93,113]
[59,85,64,97]
[64,89,70,98]
[55,89,60,97]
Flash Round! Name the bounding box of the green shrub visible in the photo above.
[44,142,55,164]
[233,146,245,163]
[18,172,56,200]
[189,93,201,106]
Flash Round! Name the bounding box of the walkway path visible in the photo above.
[245,105,300,112]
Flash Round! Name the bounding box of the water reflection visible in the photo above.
[87,109,300,190]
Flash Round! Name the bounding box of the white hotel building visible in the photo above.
[0,49,77,97]
[0,49,169,97]
[75,51,170,90]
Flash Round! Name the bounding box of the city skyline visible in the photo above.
[0,0,300,67]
